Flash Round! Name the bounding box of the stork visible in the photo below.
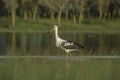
[48,25,84,57]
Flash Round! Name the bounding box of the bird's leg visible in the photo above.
[69,52,72,60]
[66,52,69,59]
[66,52,72,61]
[69,52,72,57]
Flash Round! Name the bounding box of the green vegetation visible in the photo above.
[0,59,120,80]
[0,18,120,31]
[0,0,119,30]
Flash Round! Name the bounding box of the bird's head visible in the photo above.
[47,25,58,34]
[53,25,58,30]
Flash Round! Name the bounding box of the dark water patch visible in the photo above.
[0,32,119,55]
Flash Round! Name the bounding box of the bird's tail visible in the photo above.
[78,44,84,49]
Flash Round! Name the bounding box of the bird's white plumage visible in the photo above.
[49,25,84,54]
[63,42,74,46]
[53,25,66,47]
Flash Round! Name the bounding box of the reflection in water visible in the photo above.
[0,58,119,80]
[0,32,119,55]
[0,33,6,54]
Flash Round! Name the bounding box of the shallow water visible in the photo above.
[0,32,120,55]
[0,56,120,80]
[0,32,120,80]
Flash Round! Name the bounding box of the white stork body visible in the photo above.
[49,25,84,56]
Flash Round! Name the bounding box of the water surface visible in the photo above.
[0,32,119,55]
[0,57,120,80]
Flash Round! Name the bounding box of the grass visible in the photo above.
[0,17,120,31]
[0,58,120,80]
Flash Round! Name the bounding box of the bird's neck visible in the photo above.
[55,28,60,40]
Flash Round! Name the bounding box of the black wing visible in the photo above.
[61,40,84,50]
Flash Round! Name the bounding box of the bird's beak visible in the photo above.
[47,28,54,34]
[49,29,54,32]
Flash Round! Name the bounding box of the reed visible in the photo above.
[0,58,120,80]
